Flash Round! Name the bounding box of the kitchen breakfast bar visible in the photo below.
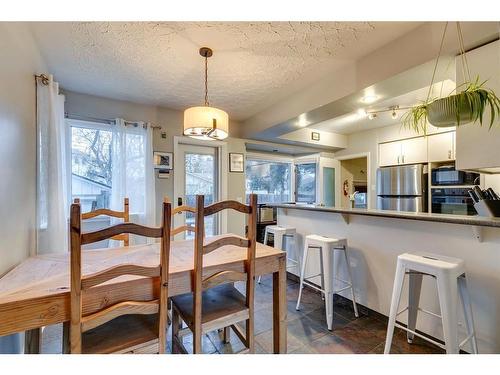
[268,203,500,354]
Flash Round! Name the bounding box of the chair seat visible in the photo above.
[398,252,465,277]
[82,314,159,354]
[171,284,249,332]
[305,234,346,248]
[265,225,296,236]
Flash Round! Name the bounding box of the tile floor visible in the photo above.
[40,275,443,354]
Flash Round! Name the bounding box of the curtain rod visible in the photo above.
[65,113,162,130]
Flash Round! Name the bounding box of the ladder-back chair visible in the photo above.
[69,201,171,354]
[171,194,257,354]
[74,197,130,246]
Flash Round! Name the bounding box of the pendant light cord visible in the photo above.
[204,55,209,106]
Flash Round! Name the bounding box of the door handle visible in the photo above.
[177,197,183,206]
[402,155,405,164]
[397,156,400,164]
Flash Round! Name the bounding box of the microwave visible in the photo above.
[431,165,479,186]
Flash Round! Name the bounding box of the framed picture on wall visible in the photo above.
[153,151,173,170]
[229,153,244,173]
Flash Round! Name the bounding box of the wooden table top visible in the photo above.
[0,234,283,306]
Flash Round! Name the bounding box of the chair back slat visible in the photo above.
[203,236,250,255]
[172,205,196,215]
[81,208,127,220]
[81,223,163,245]
[171,225,196,237]
[69,201,171,354]
[201,270,247,290]
[81,300,159,332]
[81,265,160,289]
[204,200,251,217]
[74,198,130,246]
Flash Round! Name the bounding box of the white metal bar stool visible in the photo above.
[257,225,298,283]
[295,234,359,330]
[384,252,478,354]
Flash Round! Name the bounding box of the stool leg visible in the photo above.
[325,290,334,331]
[384,261,406,354]
[343,246,359,318]
[458,275,478,354]
[319,246,325,301]
[295,242,309,311]
[437,274,460,354]
[407,272,423,343]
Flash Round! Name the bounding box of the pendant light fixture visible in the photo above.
[183,47,229,140]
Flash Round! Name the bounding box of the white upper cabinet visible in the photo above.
[455,40,500,173]
[379,137,427,166]
[379,141,402,167]
[428,131,455,162]
[400,137,428,164]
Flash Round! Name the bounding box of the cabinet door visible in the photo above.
[428,131,455,162]
[379,141,402,167]
[455,40,500,172]
[401,137,427,164]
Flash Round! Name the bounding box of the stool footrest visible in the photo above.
[394,322,446,350]
[301,280,325,294]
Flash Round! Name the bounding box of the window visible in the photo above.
[245,158,292,204]
[295,163,316,203]
[71,124,113,213]
[69,119,149,216]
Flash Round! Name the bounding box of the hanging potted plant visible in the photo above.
[402,22,500,133]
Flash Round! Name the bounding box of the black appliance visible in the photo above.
[431,188,477,215]
[255,205,277,244]
[431,165,480,186]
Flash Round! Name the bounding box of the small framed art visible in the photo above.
[153,151,173,170]
[229,153,244,173]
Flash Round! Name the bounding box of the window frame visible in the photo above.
[245,153,294,204]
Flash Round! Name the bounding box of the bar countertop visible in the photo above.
[267,203,500,228]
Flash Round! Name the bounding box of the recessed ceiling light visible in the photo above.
[361,95,379,104]
[357,108,367,116]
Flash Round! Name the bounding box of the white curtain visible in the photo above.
[37,75,69,254]
[110,119,156,245]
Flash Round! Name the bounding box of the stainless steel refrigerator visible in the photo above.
[377,164,428,213]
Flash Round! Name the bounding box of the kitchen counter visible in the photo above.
[267,203,500,228]
[271,203,500,353]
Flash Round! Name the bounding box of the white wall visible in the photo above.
[64,91,247,235]
[0,22,47,353]
[0,23,47,277]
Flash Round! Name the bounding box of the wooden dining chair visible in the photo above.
[69,200,171,354]
[171,194,258,354]
[74,197,130,246]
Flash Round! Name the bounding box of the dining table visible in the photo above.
[0,234,287,354]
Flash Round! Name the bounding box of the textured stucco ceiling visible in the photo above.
[29,22,422,120]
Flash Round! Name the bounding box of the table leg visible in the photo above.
[24,328,41,354]
[62,321,70,354]
[272,256,287,354]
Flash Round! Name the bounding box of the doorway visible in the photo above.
[339,156,368,209]
[174,143,220,238]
